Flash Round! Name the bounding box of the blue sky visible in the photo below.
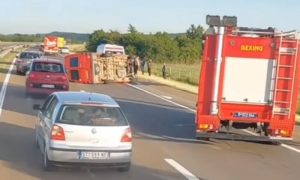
[0,0,299,34]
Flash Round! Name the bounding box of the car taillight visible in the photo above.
[121,128,132,142]
[51,125,65,141]
[29,74,35,79]
[61,76,67,81]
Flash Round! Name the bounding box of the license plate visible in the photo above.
[78,151,109,160]
[41,84,54,88]
[234,112,258,118]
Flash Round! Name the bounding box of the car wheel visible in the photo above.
[43,146,54,171]
[118,163,131,172]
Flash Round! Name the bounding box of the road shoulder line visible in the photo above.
[127,83,196,113]
[0,58,16,118]
[164,158,199,180]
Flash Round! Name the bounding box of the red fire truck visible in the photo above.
[43,36,65,55]
[196,15,300,141]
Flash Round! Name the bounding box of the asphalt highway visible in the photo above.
[0,52,300,180]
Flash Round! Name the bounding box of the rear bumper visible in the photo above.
[16,64,28,73]
[26,86,68,95]
[48,147,131,164]
[196,131,292,142]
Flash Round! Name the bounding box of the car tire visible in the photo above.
[118,163,131,172]
[43,146,54,171]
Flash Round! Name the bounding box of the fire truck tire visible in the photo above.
[260,141,280,145]
[196,137,210,141]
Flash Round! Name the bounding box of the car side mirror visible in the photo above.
[33,104,41,110]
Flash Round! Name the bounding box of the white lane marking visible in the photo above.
[0,58,16,118]
[243,130,300,154]
[127,84,196,113]
[165,159,199,180]
[242,129,258,136]
[281,144,300,153]
[175,123,194,127]
[128,83,300,154]
[162,135,203,143]
[162,95,173,100]
[136,132,167,140]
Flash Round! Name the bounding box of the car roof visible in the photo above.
[53,91,120,107]
[32,58,63,64]
[21,51,42,54]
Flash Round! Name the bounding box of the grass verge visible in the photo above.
[0,48,23,74]
[149,62,201,85]
[66,44,86,53]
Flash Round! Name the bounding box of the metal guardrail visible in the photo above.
[0,45,25,58]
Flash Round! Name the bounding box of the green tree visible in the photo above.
[186,24,204,40]
[128,24,139,34]
[85,24,203,64]
[175,35,201,64]
[86,29,106,51]
[125,45,137,56]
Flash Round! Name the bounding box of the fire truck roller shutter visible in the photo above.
[222,57,275,104]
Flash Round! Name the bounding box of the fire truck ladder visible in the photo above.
[272,31,299,118]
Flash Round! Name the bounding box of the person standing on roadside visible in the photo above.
[162,62,167,79]
[133,56,140,76]
[147,59,152,76]
[126,56,131,75]
[141,57,146,75]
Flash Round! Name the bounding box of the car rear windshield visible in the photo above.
[20,52,40,59]
[57,105,128,126]
[32,62,64,73]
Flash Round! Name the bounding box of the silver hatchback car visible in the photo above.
[16,51,43,75]
[33,91,132,171]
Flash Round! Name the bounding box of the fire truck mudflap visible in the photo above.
[196,15,300,142]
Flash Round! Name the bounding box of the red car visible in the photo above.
[25,58,69,97]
